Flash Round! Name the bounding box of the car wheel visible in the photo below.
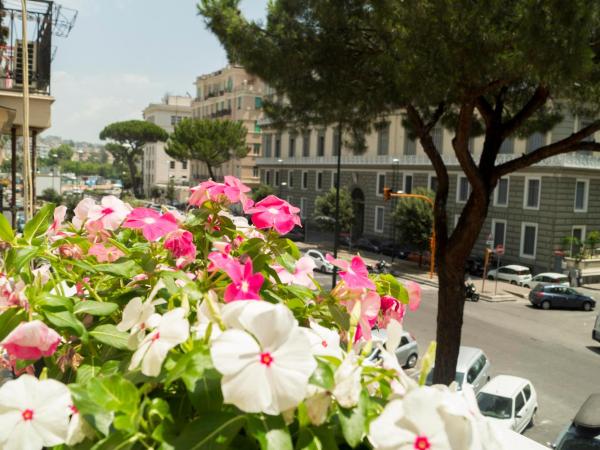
[583,301,592,312]
[541,300,551,310]
[523,284,530,289]
[487,275,494,280]
[510,280,517,285]
[528,408,537,428]
[405,354,418,369]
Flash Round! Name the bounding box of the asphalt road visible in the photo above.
[313,271,600,446]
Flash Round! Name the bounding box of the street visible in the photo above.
[313,272,600,445]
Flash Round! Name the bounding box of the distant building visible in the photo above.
[142,95,193,201]
[191,65,265,186]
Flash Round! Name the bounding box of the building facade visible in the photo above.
[142,95,192,200]
[257,112,600,274]
[191,65,265,186]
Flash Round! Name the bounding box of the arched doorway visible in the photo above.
[351,188,365,240]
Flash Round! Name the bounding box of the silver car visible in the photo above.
[427,346,491,393]
[369,329,419,368]
[305,249,334,273]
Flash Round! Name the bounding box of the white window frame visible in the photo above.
[428,173,438,192]
[404,173,413,194]
[523,176,542,210]
[300,198,306,219]
[574,179,589,213]
[316,171,323,191]
[494,177,510,207]
[520,222,538,259]
[374,206,385,233]
[376,172,386,197]
[492,219,507,247]
[456,175,471,203]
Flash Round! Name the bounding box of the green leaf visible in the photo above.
[88,374,140,415]
[419,341,437,386]
[0,212,14,243]
[70,384,114,436]
[338,390,368,448]
[74,301,118,316]
[76,364,101,385]
[296,428,323,450]
[246,414,293,450]
[276,252,297,273]
[165,343,212,387]
[0,307,26,340]
[23,203,55,244]
[95,260,141,278]
[90,324,131,350]
[45,310,86,337]
[91,431,135,450]
[5,246,38,272]
[309,359,335,391]
[327,303,349,330]
[170,413,246,450]
[37,294,74,311]
[188,367,224,413]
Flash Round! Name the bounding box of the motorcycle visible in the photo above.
[368,260,391,274]
[465,281,480,302]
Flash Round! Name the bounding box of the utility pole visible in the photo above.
[331,122,343,289]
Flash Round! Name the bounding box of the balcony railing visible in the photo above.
[0,1,53,94]
[209,108,232,118]
[256,153,600,169]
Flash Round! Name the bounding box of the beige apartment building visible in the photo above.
[191,65,265,186]
[142,95,192,200]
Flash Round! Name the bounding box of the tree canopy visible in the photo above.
[99,120,168,198]
[200,0,600,384]
[165,118,248,180]
[313,187,354,233]
[394,188,434,253]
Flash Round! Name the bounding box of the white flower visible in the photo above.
[302,320,343,360]
[66,405,94,446]
[129,308,190,377]
[191,293,223,341]
[332,354,362,408]
[0,374,71,450]
[117,297,160,348]
[211,301,317,415]
[305,385,332,426]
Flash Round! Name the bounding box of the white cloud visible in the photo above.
[49,71,165,142]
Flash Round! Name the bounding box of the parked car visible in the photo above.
[594,314,600,343]
[380,240,411,259]
[338,233,352,248]
[529,285,596,311]
[304,249,334,273]
[466,257,486,277]
[426,346,491,393]
[487,264,532,286]
[551,393,600,449]
[368,329,419,369]
[523,272,570,289]
[354,237,381,253]
[284,225,305,242]
[406,251,431,265]
[476,375,538,434]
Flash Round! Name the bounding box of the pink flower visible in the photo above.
[379,295,406,328]
[223,260,264,302]
[87,196,132,231]
[246,195,301,235]
[275,255,317,289]
[188,176,254,210]
[58,243,83,260]
[1,321,61,360]
[326,254,375,290]
[88,244,125,263]
[406,281,422,311]
[48,206,67,236]
[223,176,254,211]
[122,208,179,241]
[85,219,111,243]
[72,198,96,229]
[189,180,224,207]
[343,290,381,342]
[0,276,28,311]
[164,229,196,260]
[207,251,235,273]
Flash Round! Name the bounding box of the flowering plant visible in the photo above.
[0,177,504,450]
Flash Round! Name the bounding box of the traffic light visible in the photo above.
[383,187,392,201]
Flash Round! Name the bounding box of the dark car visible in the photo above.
[338,233,352,248]
[284,226,305,242]
[379,240,411,259]
[354,237,381,253]
[529,284,596,311]
[552,393,600,449]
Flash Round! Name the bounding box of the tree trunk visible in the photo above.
[126,156,142,199]
[206,163,215,180]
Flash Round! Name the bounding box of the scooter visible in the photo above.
[368,260,391,274]
[465,281,480,302]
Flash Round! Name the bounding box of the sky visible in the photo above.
[48,0,268,143]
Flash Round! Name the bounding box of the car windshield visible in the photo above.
[477,393,513,419]
[515,269,531,276]
[426,371,464,387]
[557,431,600,450]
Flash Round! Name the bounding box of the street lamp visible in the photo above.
[384,187,435,279]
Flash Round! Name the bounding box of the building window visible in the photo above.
[456,175,471,203]
[432,126,443,153]
[316,171,323,190]
[255,97,263,109]
[404,134,416,155]
[520,222,538,259]
[523,177,541,210]
[317,130,325,156]
[574,179,589,212]
[237,97,242,110]
[288,171,294,188]
[266,171,271,185]
[494,178,509,207]
[275,171,280,186]
[332,130,340,156]
[492,220,506,247]
[169,161,175,169]
[499,138,514,154]
[253,167,259,178]
[571,226,586,255]
[526,132,545,154]
[289,136,296,158]
[302,130,311,157]
[170,116,183,126]
[404,174,413,194]
[429,174,438,192]
[254,123,261,133]
[275,135,281,158]
[253,143,260,155]
[182,161,187,170]
[302,171,308,189]
[376,173,386,196]
[377,123,390,155]
[300,198,306,219]
[264,134,272,157]
[332,171,339,189]
[375,206,385,233]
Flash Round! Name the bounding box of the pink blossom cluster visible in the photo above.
[189,176,254,211]
[0,274,28,311]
